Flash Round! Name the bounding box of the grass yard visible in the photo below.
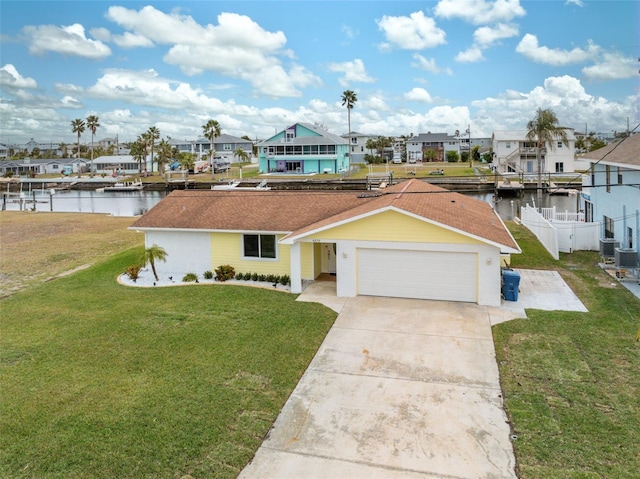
[495,224,640,479]
[0,212,142,298]
[0,248,336,478]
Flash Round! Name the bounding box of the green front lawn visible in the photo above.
[495,224,640,478]
[0,249,336,478]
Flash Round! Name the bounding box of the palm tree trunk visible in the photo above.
[536,142,542,209]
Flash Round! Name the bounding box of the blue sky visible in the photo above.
[0,0,638,146]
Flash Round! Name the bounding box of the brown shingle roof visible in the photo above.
[131,180,519,251]
[284,180,519,251]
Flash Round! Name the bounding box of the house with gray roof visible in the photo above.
[258,123,349,174]
[406,133,460,162]
[170,134,253,164]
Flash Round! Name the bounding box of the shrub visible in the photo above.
[243,272,252,281]
[258,274,267,282]
[215,264,235,282]
[235,272,244,280]
[182,272,198,282]
[280,274,290,286]
[125,264,142,280]
[266,274,277,283]
[203,270,213,280]
[251,272,259,281]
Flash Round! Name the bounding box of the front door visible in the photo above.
[324,244,336,275]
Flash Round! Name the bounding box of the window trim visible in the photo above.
[242,234,278,260]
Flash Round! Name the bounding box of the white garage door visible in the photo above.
[357,248,477,302]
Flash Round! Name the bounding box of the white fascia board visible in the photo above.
[128,226,291,235]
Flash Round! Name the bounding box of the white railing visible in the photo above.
[540,207,585,222]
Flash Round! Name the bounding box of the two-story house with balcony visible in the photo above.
[491,130,577,174]
[170,134,253,163]
[259,123,349,174]
[341,131,378,164]
[406,133,459,162]
[580,134,639,267]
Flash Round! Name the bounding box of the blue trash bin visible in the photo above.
[502,269,520,301]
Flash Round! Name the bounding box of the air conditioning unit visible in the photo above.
[614,248,638,268]
[600,239,619,257]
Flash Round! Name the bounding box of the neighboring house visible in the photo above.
[171,134,253,163]
[0,158,86,176]
[492,129,577,174]
[130,179,520,306]
[580,134,640,265]
[341,131,377,164]
[93,155,140,175]
[0,144,8,159]
[406,133,460,162]
[24,138,63,157]
[259,123,349,174]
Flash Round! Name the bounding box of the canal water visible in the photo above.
[1,188,579,219]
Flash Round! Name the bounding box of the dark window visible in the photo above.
[617,167,623,185]
[243,234,276,258]
[605,165,611,193]
[604,216,614,239]
[584,201,593,222]
[555,162,564,173]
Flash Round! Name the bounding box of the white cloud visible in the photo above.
[434,0,526,25]
[328,59,375,87]
[377,11,446,50]
[582,53,637,81]
[411,54,453,74]
[474,23,519,47]
[473,75,636,134]
[341,24,358,40]
[404,87,433,103]
[84,69,228,110]
[0,64,38,89]
[105,6,318,97]
[516,34,599,65]
[22,23,111,59]
[565,0,584,7]
[456,46,485,63]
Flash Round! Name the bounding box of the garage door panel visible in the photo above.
[357,249,477,302]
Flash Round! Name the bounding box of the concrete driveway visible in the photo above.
[239,292,517,478]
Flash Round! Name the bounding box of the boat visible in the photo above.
[100,180,144,192]
[212,179,270,191]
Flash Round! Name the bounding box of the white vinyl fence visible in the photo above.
[520,205,600,260]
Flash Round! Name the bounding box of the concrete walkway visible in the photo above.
[239,294,517,478]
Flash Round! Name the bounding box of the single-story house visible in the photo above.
[130,179,520,306]
[258,123,349,174]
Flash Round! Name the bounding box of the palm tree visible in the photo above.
[202,119,221,178]
[142,244,168,282]
[341,90,358,139]
[145,126,160,173]
[71,118,85,159]
[130,138,146,174]
[233,147,250,163]
[156,139,172,177]
[526,108,569,206]
[86,115,100,176]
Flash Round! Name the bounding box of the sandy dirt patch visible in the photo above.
[0,211,143,297]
